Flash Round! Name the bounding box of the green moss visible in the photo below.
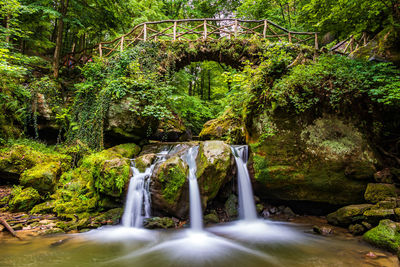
[50,147,131,217]
[134,154,156,172]
[144,217,175,229]
[199,110,245,144]
[93,208,123,225]
[327,204,373,226]
[31,200,56,214]
[250,117,371,205]
[158,157,187,205]
[0,142,71,176]
[20,162,61,194]
[196,141,233,202]
[364,183,397,204]
[8,186,41,211]
[107,143,141,158]
[363,219,400,255]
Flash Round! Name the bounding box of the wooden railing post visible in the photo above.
[99,43,102,57]
[173,21,177,41]
[234,20,238,38]
[203,20,207,41]
[314,33,319,50]
[143,23,147,41]
[288,32,292,43]
[263,20,267,38]
[120,36,124,52]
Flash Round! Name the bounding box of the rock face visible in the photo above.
[353,27,400,66]
[199,110,245,144]
[250,114,378,206]
[364,183,397,204]
[106,96,190,143]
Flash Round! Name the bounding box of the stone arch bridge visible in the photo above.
[64,18,319,67]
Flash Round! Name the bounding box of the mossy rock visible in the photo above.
[20,162,61,194]
[251,115,377,206]
[349,224,366,235]
[196,141,234,207]
[93,208,123,225]
[0,144,71,183]
[107,143,141,159]
[51,147,131,217]
[31,200,56,214]
[134,153,157,172]
[9,186,41,211]
[199,110,245,144]
[327,204,373,226]
[364,183,397,204]
[225,194,238,218]
[152,114,191,142]
[373,199,397,209]
[363,209,395,224]
[144,217,175,229]
[363,219,400,256]
[151,155,189,217]
[204,213,219,224]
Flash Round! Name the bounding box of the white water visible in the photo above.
[182,146,203,231]
[122,151,168,228]
[231,145,258,221]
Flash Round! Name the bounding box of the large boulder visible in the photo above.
[327,204,373,226]
[251,114,378,206]
[363,219,400,256]
[199,110,245,144]
[51,144,137,216]
[196,141,235,207]
[149,141,235,219]
[151,155,189,218]
[364,183,397,204]
[0,144,70,184]
[20,162,61,194]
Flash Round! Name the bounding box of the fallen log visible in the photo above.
[0,217,21,239]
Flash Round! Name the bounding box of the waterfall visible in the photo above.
[231,145,258,221]
[182,146,203,231]
[122,151,168,228]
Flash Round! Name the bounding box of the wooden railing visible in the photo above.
[330,33,369,55]
[63,18,318,66]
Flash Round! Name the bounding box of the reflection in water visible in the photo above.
[0,220,398,267]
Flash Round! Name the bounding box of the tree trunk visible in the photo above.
[207,69,211,100]
[200,69,204,99]
[53,0,69,78]
[189,66,193,96]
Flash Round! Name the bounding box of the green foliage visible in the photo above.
[69,43,174,149]
[169,95,219,134]
[273,55,400,112]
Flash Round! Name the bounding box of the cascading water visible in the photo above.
[231,145,258,221]
[122,151,168,228]
[182,146,203,231]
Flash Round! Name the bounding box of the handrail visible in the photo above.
[63,18,318,67]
